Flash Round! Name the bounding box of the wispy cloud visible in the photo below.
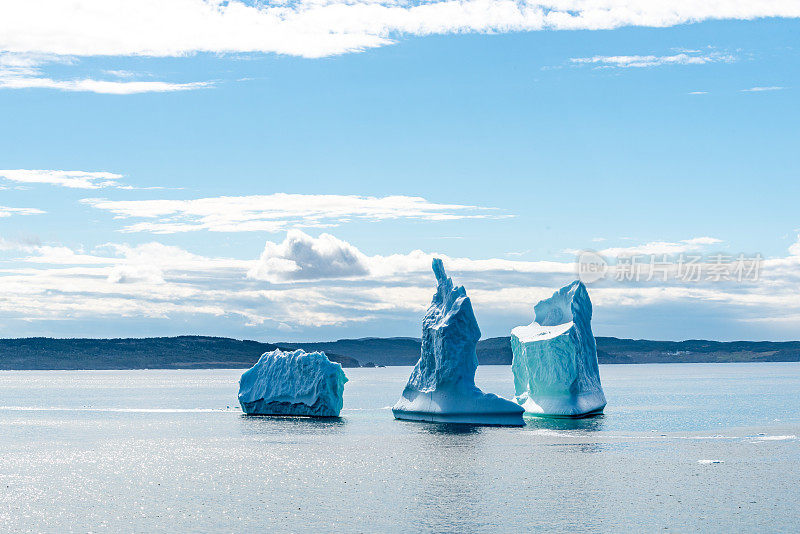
[688,91,708,95]
[103,70,138,78]
[0,169,172,190]
[81,194,507,233]
[564,237,724,257]
[0,76,211,94]
[570,51,735,69]
[0,53,211,94]
[2,1,799,60]
[592,236,723,257]
[0,206,45,218]
[741,86,784,92]
[0,169,125,189]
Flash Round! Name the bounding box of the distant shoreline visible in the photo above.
[1,335,799,370]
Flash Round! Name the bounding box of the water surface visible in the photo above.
[1,364,798,532]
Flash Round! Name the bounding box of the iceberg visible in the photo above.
[239,349,348,417]
[510,280,606,418]
[393,258,524,426]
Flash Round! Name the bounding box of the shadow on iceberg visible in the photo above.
[393,259,524,427]
[511,280,607,418]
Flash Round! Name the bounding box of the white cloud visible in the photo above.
[249,230,370,282]
[570,51,735,69]
[789,234,800,257]
[741,86,784,92]
[0,52,70,68]
[683,237,723,246]
[107,264,165,284]
[689,91,708,95]
[0,169,176,190]
[0,53,211,94]
[0,76,211,94]
[0,205,45,218]
[103,70,138,78]
[0,169,124,189]
[82,193,504,233]
[0,237,40,251]
[21,245,118,265]
[1,1,799,60]
[251,230,575,281]
[247,230,574,284]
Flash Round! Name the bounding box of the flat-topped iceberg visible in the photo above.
[393,258,524,426]
[511,280,606,418]
[239,349,347,417]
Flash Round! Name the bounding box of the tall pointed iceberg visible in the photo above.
[510,281,606,418]
[393,259,524,426]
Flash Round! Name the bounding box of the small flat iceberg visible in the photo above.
[239,349,348,417]
[393,259,524,426]
[511,280,606,418]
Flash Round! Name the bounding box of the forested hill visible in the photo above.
[1,335,799,370]
[0,336,359,370]
[594,337,800,364]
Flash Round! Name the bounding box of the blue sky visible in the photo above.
[1,2,799,341]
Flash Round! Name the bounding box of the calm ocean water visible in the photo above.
[1,364,798,532]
